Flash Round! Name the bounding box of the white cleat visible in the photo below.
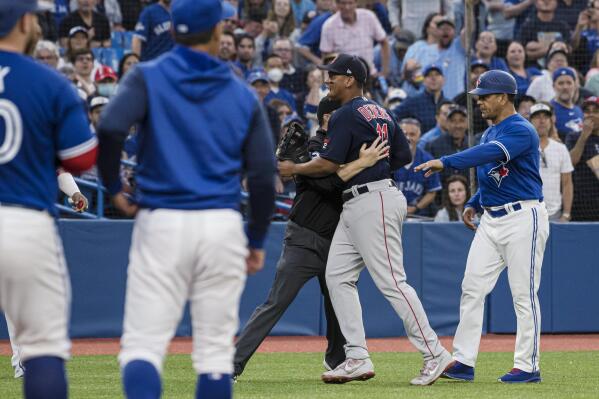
[321,358,375,384]
[410,350,453,386]
[14,363,24,379]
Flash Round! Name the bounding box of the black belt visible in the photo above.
[483,202,522,218]
[342,180,396,203]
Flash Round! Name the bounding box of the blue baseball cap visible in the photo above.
[422,63,443,77]
[552,67,576,82]
[247,70,269,85]
[172,0,236,36]
[469,69,517,96]
[0,0,52,37]
[470,58,490,71]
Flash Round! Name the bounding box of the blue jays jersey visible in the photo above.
[441,113,543,209]
[134,3,174,61]
[320,97,411,187]
[0,51,95,213]
[394,148,441,206]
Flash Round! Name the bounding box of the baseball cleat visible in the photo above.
[441,360,475,381]
[321,358,375,384]
[14,363,24,379]
[323,359,333,371]
[410,350,454,386]
[498,368,541,383]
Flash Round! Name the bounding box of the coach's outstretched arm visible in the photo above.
[97,67,147,216]
[243,103,277,273]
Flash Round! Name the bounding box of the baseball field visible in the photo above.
[1,335,598,398]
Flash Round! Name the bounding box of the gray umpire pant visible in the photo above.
[326,180,445,361]
[234,221,346,375]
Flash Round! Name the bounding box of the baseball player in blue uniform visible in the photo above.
[97,0,276,398]
[0,1,97,397]
[415,70,550,383]
[279,54,453,386]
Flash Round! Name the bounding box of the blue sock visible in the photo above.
[122,360,162,399]
[196,373,232,399]
[23,356,67,399]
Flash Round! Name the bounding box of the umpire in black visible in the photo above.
[234,98,389,377]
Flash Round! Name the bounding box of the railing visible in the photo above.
[57,161,293,219]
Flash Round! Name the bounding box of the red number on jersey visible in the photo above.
[376,122,388,141]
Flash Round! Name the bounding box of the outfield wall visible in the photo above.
[1,221,598,339]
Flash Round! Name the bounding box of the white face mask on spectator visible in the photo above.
[267,68,283,83]
[97,83,118,98]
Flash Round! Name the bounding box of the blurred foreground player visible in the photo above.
[0,1,97,397]
[97,0,277,398]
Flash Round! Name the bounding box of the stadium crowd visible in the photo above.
[32,0,599,221]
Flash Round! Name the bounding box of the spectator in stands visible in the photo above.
[69,0,123,30]
[434,16,468,99]
[303,67,326,135]
[88,95,109,132]
[527,47,569,101]
[248,70,281,140]
[290,0,316,25]
[37,3,58,42]
[504,0,536,38]
[375,29,415,87]
[418,99,454,149]
[516,0,571,62]
[71,48,96,97]
[557,0,588,31]
[274,38,307,97]
[387,0,450,38]
[506,40,542,95]
[566,96,599,221]
[59,0,111,48]
[218,31,237,61]
[132,0,174,61]
[264,53,298,110]
[242,0,270,22]
[320,0,390,76]
[426,105,469,184]
[585,49,599,80]
[62,26,90,65]
[235,33,258,77]
[572,2,599,73]
[385,87,407,113]
[551,67,584,141]
[394,63,446,133]
[529,102,574,221]
[484,0,520,56]
[473,30,508,71]
[271,99,294,124]
[453,58,489,134]
[34,40,60,69]
[398,58,424,97]
[515,94,537,119]
[296,0,335,64]
[393,118,441,217]
[403,13,443,74]
[94,65,118,98]
[117,53,139,80]
[269,0,298,39]
[434,174,470,222]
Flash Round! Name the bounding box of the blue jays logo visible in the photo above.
[488,163,510,187]
[476,77,481,88]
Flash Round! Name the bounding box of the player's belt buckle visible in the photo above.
[342,180,395,203]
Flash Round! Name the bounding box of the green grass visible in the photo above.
[1,352,598,398]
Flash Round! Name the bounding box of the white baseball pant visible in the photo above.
[118,209,248,375]
[453,200,549,372]
[0,206,71,362]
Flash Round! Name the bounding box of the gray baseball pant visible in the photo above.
[325,180,445,361]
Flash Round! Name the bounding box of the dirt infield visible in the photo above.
[1,334,598,356]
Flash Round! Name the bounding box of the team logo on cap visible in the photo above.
[476,77,482,88]
[488,163,510,187]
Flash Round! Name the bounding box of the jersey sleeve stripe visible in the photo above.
[490,140,510,162]
[58,136,98,160]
